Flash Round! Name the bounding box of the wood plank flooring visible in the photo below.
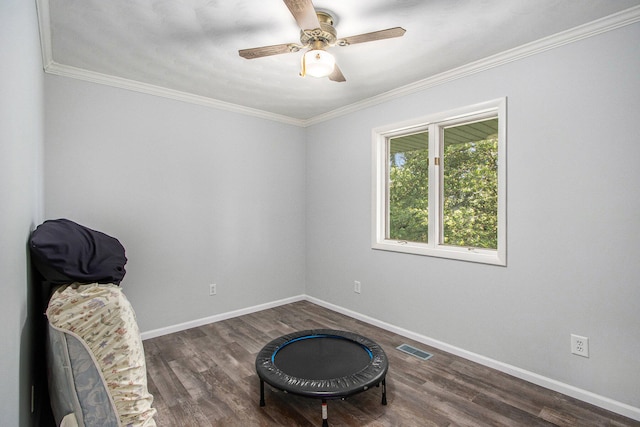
[143,301,639,426]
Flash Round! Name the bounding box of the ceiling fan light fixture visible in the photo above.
[239,2,406,82]
[303,49,335,78]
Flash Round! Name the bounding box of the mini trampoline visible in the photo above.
[256,329,388,426]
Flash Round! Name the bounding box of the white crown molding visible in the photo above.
[43,62,306,126]
[303,4,640,126]
[35,1,303,125]
[36,2,640,127]
[35,0,53,69]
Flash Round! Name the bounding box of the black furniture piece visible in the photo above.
[29,219,156,427]
[256,329,388,426]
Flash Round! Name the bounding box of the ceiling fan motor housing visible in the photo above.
[299,11,338,47]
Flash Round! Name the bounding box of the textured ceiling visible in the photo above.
[39,0,640,123]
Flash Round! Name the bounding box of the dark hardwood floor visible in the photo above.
[143,300,639,426]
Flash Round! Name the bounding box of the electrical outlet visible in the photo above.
[209,283,217,296]
[354,280,361,294]
[571,334,589,358]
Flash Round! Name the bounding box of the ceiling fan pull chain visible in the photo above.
[300,52,307,77]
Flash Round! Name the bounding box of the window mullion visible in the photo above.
[428,124,439,249]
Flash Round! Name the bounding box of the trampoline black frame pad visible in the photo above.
[256,329,388,425]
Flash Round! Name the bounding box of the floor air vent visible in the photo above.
[396,344,433,360]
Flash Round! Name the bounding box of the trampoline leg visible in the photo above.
[381,378,387,405]
[321,399,329,427]
[259,380,265,407]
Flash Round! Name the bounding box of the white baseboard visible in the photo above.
[140,294,640,421]
[305,296,640,422]
[139,294,305,340]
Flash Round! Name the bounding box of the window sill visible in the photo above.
[372,240,506,266]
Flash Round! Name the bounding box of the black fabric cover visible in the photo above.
[256,329,388,399]
[30,219,127,285]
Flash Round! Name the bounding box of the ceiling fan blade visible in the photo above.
[283,0,320,30]
[338,27,406,46]
[239,43,299,59]
[328,64,346,82]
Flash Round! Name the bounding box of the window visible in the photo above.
[372,98,506,265]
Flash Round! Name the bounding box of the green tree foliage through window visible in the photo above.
[388,118,498,249]
[388,131,429,242]
[443,120,498,249]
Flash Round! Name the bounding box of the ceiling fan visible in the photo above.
[238,0,406,82]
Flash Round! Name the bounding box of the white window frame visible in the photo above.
[372,98,507,266]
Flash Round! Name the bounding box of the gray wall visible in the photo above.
[305,23,640,408]
[8,9,638,423]
[0,0,44,426]
[43,76,307,332]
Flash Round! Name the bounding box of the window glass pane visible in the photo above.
[442,118,498,249]
[388,131,429,243]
